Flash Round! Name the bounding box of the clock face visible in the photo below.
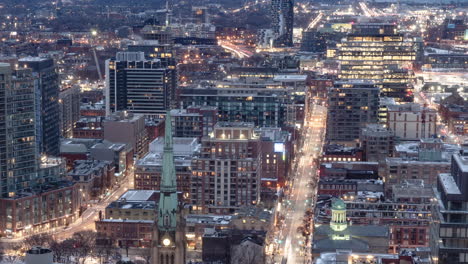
[162,238,171,246]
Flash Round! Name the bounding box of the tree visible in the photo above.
[136,248,151,264]
[71,230,97,264]
[22,233,54,249]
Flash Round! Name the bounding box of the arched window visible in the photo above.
[166,254,169,264]
[171,254,175,264]
[160,254,164,264]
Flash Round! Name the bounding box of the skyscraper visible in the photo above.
[271,0,294,47]
[337,23,416,102]
[105,52,176,116]
[0,63,37,197]
[151,111,186,264]
[18,57,60,156]
[106,52,176,116]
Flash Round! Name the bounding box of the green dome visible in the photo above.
[332,198,346,210]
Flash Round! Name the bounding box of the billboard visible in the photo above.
[274,143,285,153]
[465,29,468,41]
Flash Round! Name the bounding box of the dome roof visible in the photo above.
[332,198,345,210]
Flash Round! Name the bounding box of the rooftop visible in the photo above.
[119,190,157,201]
[439,173,461,195]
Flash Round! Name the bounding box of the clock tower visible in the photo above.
[151,111,186,264]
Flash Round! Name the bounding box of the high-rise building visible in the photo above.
[337,23,416,102]
[18,57,60,156]
[105,52,176,116]
[431,149,468,264]
[59,85,80,138]
[326,81,380,142]
[0,64,37,197]
[271,0,294,47]
[151,111,186,264]
[191,122,262,214]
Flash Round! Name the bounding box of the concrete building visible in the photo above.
[134,137,200,197]
[387,103,437,140]
[0,65,37,197]
[431,149,468,264]
[326,81,379,142]
[19,57,60,156]
[58,85,80,138]
[103,111,149,158]
[105,52,176,116]
[72,116,104,139]
[192,122,262,214]
[360,124,394,162]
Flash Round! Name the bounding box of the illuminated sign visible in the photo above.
[465,29,468,41]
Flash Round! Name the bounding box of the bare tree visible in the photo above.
[72,230,97,264]
[22,233,54,249]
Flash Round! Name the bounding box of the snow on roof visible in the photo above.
[439,173,461,195]
[119,190,155,201]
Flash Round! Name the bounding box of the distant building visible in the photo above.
[387,103,437,140]
[103,111,149,158]
[105,52,176,116]
[58,85,80,138]
[271,0,294,47]
[336,23,416,102]
[170,107,217,138]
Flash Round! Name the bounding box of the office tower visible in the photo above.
[151,111,186,264]
[18,57,60,156]
[105,52,176,116]
[0,64,37,197]
[191,122,262,214]
[431,149,468,263]
[59,85,80,138]
[271,0,294,47]
[337,23,416,102]
[128,41,175,67]
[192,6,209,24]
[326,81,379,142]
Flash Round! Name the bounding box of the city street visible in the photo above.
[267,103,326,264]
[55,173,134,240]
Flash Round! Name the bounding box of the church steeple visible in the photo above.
[158,110,178,230]
[152,110,186,264]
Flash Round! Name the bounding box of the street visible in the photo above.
[267,103,326,264]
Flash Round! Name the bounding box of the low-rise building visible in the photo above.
[0,181,79,238]
[360,124,394,162]
[90,141,134,181]
[67,160,115,205]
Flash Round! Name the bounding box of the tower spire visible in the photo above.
[161,110,176,192]
[157,110,178,230]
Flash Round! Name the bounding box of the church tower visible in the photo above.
[151,111,186,264]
